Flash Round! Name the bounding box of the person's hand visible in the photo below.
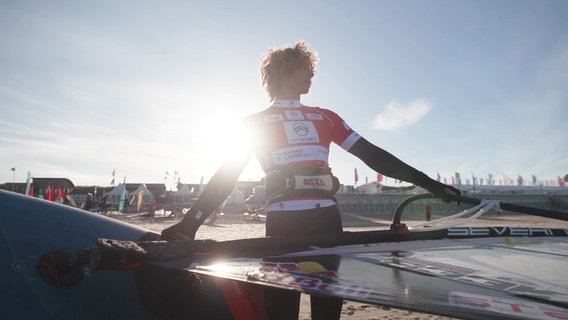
[161,219,198,240]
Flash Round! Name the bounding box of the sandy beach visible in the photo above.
[117,210,568,320]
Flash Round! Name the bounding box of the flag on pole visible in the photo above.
[46,184,53,201]
[354,168,359,184]
[198,176,205,194]
[137,190,144,212]
[436,172,441,182]
[377,173,383,183]
[455,172,462,185]
[24,171,32,196]
[118,177,127,212]
[504,174,510,185]
[55,186,64,202]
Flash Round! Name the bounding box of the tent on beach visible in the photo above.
[219,187,247,213]
[225,187,245,205]
[173,184,195,205]
[129,183,155,208]
[105,183,126,209]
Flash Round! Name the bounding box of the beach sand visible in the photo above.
[118,210,568,320]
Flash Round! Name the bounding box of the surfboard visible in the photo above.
[186,235,568,320]
[4,188,568,319]
[0,189,238,319]
[0,190,161,319]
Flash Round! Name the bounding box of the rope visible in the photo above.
[408,199,501,232]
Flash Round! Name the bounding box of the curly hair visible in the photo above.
[260,41,318,100]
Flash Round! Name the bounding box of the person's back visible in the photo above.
[161,41,460,320]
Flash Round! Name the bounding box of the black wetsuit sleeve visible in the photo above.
[161,152,251,239]
[347,137,433,186]
[190,160,246,215]
[347,137,461,199]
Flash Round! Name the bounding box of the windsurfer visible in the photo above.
[83,193,93,211]
[162,41,460,319]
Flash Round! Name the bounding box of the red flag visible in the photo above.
[377,173,383,183]
[354,168,359,184]
[46,184,53,201]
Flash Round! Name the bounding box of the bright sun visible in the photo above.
[187,104,264,181]
[195,111,244,158]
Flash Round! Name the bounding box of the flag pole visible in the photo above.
[11,167,16,190]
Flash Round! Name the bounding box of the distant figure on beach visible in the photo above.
[162,41,460,319]
[424,203,432,221]
[83,193,93,211]
[100,195,111,214]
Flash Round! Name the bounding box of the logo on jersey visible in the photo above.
[265,114,284,123]
[284,121,319,144]
[306,113,323,120]
[272,146,328,165]
[293,122,309,136]
[302,177,327,187]
[285,110,304,120]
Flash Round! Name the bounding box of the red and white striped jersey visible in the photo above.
[245,100,361,172]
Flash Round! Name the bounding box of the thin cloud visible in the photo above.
[373,99,432,131]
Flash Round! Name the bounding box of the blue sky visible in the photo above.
[1,0,567,188]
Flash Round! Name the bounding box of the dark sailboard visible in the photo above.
[187,234,568,320]
[0,190,160,319]
[87,222,568,319]
[3,188,568,319]
[0,189,237,319]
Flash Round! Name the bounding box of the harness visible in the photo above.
[265,166,340,205]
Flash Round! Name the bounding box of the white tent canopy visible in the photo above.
[105,183,126,207]
[129,183,155,204]
[173,184,195,205]
[356,182,384,194]
[175,184,193,196]
[225,187,245,205]
[107,183,125,196]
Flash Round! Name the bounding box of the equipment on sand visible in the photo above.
[1,189,568,319]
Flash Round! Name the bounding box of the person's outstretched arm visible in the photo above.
[348,138,460,199]
[161,152,251,240]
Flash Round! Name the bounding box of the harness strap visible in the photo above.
[265,167,340,205]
